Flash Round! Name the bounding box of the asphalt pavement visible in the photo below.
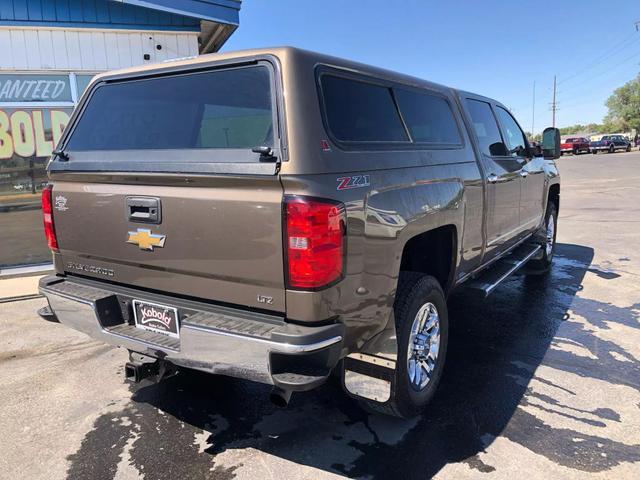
[1,151,639,479]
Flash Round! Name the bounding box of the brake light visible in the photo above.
[285,196,346,289]
[41,185,58,250]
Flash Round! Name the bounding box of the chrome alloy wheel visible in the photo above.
[406,302,441,391]
[545,214,555,257]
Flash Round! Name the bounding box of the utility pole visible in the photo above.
[531,80,536,138]
[551,75,557,128]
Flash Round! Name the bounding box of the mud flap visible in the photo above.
[342,310,399,404]
[343,353,396,404]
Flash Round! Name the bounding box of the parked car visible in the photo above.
[12,181,33,191]
[590,135,631,154]
[560,137,590,155]
[38,47,561,418]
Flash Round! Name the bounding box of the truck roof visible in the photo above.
[87,46,494,104]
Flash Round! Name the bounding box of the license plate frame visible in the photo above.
[132,299,180,339]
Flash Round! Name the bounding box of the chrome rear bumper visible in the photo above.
[39,276,343,390]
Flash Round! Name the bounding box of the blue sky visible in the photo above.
[223,0,640,133]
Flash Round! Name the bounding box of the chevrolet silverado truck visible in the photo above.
[38,48,561,418]
[560,137,590,155]
[590,134,631,154]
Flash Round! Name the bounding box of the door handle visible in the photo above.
[487,174,498,184]
[520,170,529,178]
[126,196,161,224]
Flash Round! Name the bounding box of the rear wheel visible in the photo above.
[527,202,557,273]
[592,150,597,154]
[609,144,615,153]
[360,274,448,418]
[626,144,632,152]
[573,148,578,155]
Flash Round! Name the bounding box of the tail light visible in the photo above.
[284,196,346,290]
[41,185,58,251]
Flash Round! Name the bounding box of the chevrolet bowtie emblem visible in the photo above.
[127,228,166,251]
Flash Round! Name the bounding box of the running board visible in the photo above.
[464,243,542,297]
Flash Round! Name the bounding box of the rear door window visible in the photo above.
[465,99,508,156]
[65,65,274,154]
[320,75,408,143]
[394,89,461,145]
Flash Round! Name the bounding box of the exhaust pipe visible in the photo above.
[269,387,292,407]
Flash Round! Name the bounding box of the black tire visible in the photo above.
[360,273,448,418]
[527,202,558,273]
[592,150,597,154]
[626,144,631,152]
[573,148,578,156]
[609,144,615,154]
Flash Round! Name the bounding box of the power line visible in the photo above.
[502,26,640,130]
[560,70,639,110]
[557,41,640,90]
[557,50,640,104]
[511,30,640,118]
[557,31,638,86]
[565,48,640,91]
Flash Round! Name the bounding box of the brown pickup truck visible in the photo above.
[38,47,561,418]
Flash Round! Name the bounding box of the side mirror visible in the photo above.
[542,127,561,159]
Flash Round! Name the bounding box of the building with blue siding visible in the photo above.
[0,0,241,271]
[0,0,202,30]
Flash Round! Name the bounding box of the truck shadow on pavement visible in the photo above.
[66,243,640,479]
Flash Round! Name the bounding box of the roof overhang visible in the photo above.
[111,0,241,52]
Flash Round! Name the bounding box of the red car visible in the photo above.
[561,137,590,155]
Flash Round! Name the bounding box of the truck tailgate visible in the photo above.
[52,176,285,312]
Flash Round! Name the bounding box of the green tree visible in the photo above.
[559,124,585,135]
[604,75,640,131]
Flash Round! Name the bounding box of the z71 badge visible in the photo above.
[336,175,371,190]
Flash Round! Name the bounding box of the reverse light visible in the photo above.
[285,196,346,289]
[41,185,58,250]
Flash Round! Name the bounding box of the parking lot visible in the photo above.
[1,151,639,480]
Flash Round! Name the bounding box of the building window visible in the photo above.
[0,73,93,268]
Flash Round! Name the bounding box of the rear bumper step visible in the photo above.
[39,276,343,390]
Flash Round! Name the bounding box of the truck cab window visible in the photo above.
[465,99,508,157]
[320,75,409,143]
[495,106,527,157]
[394,89,461,145]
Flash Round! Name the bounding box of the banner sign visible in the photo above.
[0,108,71,160]
[0,74,73,103]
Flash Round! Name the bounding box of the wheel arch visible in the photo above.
[547,182,560,212]
[398,225,458,294]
